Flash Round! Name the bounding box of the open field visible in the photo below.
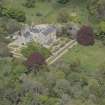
[53,41,105,71]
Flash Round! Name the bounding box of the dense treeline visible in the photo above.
[0,57,105,105]
[0,6,26,22]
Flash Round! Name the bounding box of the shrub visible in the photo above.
[24,0,36,8]
[57,0,69,4]
[99,21,105,32]
[57,10,70,23]
[96,31,105,40]
[36,12,43,17]
[69,13,81,23]
[0,42,12,57]
[21,42,51,59]
[88,0,105,21]
[0,7,26,22]
[53,79,71,97]
[5,19,22,34]
[96,21,105,41]
[0,5,3,16]
[77,26,95,46]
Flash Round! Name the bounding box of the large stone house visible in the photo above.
[10,24,57,48]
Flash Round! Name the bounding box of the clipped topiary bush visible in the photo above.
[77,26,95,46]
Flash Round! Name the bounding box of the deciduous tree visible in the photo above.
[77,26,95,46]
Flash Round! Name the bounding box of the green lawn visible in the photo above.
[57,41,105,70]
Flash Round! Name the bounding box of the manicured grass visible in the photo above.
[58,41,105,70]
